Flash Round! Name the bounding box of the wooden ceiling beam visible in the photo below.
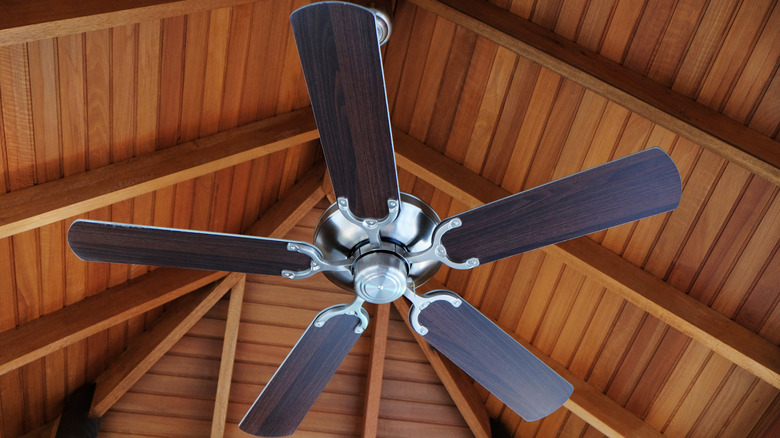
[394,130,780,389]
[0,0,253,47]
[393,298,492,438]
[362,303,390,438]
[0,107,317,240]
[408,0,780,186]
[210,275,246,438]
[0,268,226,376]
[89,272,243,417]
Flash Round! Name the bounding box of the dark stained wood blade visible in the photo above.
[417,291,573,421]
[67,220,312,276]
[239,308,363,436]
[290,2,399,220]
[441,147,681,264]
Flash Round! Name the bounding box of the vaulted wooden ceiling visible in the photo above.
[0,0,778,437]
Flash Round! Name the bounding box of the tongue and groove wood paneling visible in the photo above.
[0,0,778,436]
[386,2,778,436]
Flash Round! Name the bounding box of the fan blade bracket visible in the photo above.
[281,241,351,280]
[405,217,479,270]
[313,297,369,334]
[337,196,400,248]
[403,289,462,336]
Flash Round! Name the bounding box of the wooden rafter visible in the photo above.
[408,0,780,186]
[89,273,243,417]
[362,303,390,437]
[0,0,253,46]
[393,130,780,389]
[0,107,317,239]
[0,268,226,375]
[211,275,246,438]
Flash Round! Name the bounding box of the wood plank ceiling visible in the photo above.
[0,0,778,436]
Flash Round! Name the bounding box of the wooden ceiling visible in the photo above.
[0,0,778,436]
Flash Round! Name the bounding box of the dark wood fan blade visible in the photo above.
[239,308,364,436]
[67,220,312,276]
[417,291,573,421]
[441,147,681,264]
[290,2,399,220]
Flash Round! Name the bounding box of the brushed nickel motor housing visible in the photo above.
[313,193,442,298]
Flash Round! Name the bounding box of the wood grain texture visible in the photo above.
[362,303,389,437]
[291,2,399,220]
[68,220,312,276]
[0,268,225,375]
[210,276,245,437]
[89,273,241,417]
[547,238,780,389]
[0,0,252,46]
[396,133,779,388]
[409,0,780,186]
[239,310,363,436]
[0,108,318,239]
[244,161,326,238]
[441,148,682,264]
[417,290,573,421]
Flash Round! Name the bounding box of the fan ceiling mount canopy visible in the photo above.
[66,2,682,436]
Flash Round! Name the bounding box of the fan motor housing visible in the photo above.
[313,193,442,299]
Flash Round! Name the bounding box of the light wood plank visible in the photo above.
[395,131,780,390]
[210,275,246,438]
[393,298,492,438]
[244,161,326,238]
[0,0,254,46]
[362,303,390,438]
[0,108,318,239]
[0,269,227,375]
[548,238,780,390]
[409,0,780,185]
[89,273,242,417]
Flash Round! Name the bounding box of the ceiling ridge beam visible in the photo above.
[0,0,254,47]
[393,129,780,389]
[0,107,318,240]
[89,272,243,418]
[0,268,227,376]
[408,0,780,186]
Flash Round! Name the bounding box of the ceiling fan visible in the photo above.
[67,2,682,436]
